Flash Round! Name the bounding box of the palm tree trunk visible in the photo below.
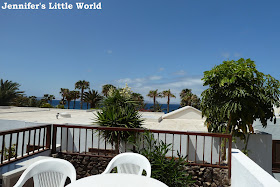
[153,96,156,112]
[87,103,89,109]
[68,101,70,109]
[73,99,76,109]
[221,116,232,160]
[167,96,170,113]
[80,89,84,109]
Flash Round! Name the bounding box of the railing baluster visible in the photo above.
[124,138,127,152]
[142,133,144,148]
[66,127,69,152]
[15,132,19,159]
[117,131,120,154]
[85,129,87,153]
[22,132,25,157]
[179,134,182,155]
[51,125,57,154]
[38,128,41,152]
[27,130,31,155]
[172,134,174,157]
[203,136,205,163]
[219,137,221,165]
[195,135,197,163]
[111,132,114,155]
[33,129,36,153]
[187,135,189,161]
[72,128,75,152]
[46,125,51,149]
[8,133,13,161]
[1,135,5,164]
[60,127,63,152]
[228,136,232,179]
[98,132,100,155]
[78,128,81,153]
[104,134,107,153]
[92,129,94,149]
[211,137,213,165]
[42,128,45,150]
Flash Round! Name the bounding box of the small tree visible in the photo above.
[102,84,116,97]
[95,87,143,149]
[162,89,176,113]
[180,89,200,109]
[75,80,90,109]
[147,89,162,112]
[201,58,280,159]
[83,89,103,108]
[0,79,24,106]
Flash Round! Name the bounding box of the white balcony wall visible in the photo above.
[232,149,280,187]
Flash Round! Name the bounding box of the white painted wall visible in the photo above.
[233,133,272,174]
[162,106,203,120]
[57,127,224,165]
[232,149,280,187]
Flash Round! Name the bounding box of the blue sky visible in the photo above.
[1,0,280,104]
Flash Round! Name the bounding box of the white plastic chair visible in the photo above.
[14,158,76,187]
[102,152,151,177]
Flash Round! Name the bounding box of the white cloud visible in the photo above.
[234,53,241,57]
[113,75,204,104]
[149,76,162,81]
[158,67,164,72]
[116,78,133,84]
[174,70,186,76]
[221,52,230,59]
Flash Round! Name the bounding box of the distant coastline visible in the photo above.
[49,100,181,113]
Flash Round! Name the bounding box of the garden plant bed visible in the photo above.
[53,153,230,187]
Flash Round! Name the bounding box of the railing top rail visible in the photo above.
[0,124,51,135]
[53,124,232,138]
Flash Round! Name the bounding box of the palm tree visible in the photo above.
[132,92,145,109]
[64,89,73,109]
[59,88,68,105]
[71,91,80,109]
[28,96,37,107]
[48,95,55,105]
[162,89,176,113]
[180,88,200,109]
[0,79,24,106]
[147,89,162,112]
[102,84,116,97]
[43,94,50,103]
[83,89,103,108]
[75,80,90,109]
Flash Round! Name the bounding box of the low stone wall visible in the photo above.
[53,153,230,186]
[187,166,230,187]
[53,153,112,179]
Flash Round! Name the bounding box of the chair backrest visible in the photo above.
[14,158,76,187]
[102,153,151,177]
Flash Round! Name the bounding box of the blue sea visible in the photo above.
[50,100,180,113]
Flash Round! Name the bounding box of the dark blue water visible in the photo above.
[49,100,180,113]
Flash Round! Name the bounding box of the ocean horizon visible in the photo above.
[49,100,181,113]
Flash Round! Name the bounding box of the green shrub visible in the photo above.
[40,103,53,108]
[95,89,143,144]
[56,104,65,109]
[0,144,16,160]
[134,132,195,187]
